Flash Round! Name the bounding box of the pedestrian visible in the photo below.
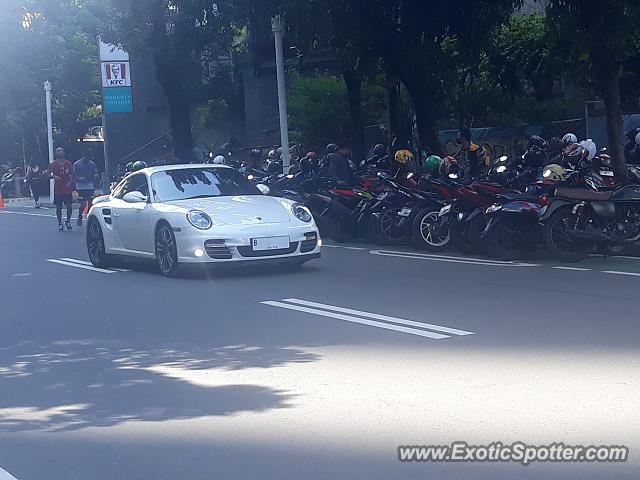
[73,151,98,227]
[328,142,355,187]
[49,147,74,231]
[25,163,42,208]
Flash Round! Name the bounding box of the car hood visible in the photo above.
[164,195,292,225]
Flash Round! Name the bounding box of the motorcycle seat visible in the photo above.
[554,188,613,201]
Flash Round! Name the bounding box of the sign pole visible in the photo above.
[272,15,291,174]
[102,113,110,193]
[44,81,55,203]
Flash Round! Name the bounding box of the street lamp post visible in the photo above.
[44,81,55,203]
[271,15,291,174]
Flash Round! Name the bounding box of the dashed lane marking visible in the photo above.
[59,258,130,272]
[262,298,475,340]
[602,270,640,277]
[551,266,592,272]
[47,258,118,274]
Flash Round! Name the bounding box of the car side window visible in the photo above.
[114,174,149,199]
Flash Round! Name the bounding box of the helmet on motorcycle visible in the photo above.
[423,155,442,175]
[580,139,597,161]
[394,149,414,165]
[276,146,283,158]
[635,132,640,147]
[125,162,134,173]
[326,143,339,154]
[562,142,587,163]
[267,149,277,159]
[561,133,578,145]
[132,161,147,171]
[542,164,568,182]
[305,151,318,160]
[440,156,459,176]
[528,135,548,151]
[213,155,226,165]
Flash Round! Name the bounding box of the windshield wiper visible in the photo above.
[182,194,219,200]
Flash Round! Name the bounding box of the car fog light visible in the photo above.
[317,237,322,247]
[194,248,205,257]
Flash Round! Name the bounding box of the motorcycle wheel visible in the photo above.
[543,207,590,262]
[411,209,451,251]
[453,214,486,254]
[486,219,527,261]
[371,210,406,246]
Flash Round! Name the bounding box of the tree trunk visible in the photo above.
[343,67,366,164]
[401,81,445,157]
[593,56,628,182]
[386,71,402,153]
[156,63,195,163]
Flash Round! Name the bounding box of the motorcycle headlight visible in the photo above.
[187,210,212,230]
[486,204,502,214]
[291,203,312,223]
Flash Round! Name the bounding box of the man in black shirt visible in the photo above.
[328,143,355,186]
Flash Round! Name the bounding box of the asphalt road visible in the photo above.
[1,202,639,480]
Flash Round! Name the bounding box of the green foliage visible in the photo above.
[287,72,385,150]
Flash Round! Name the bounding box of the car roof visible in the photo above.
[141,163,232,175]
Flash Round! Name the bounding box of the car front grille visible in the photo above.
[204,240,232,260]
[237,242,299,258]
[300,232,318,253]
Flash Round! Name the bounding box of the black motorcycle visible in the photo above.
[540,183,640,262]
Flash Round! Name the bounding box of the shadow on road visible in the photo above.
[0,340,320,432]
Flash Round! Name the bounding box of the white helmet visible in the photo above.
[635,132,640,147]
[213,155,226,165]
[562,133,577,145]
[580,139,597,161]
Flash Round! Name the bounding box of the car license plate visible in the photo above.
[252,236,289,251]
[439,204,452,217]
[398,207,412,217]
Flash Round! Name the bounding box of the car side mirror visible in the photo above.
[256,184,271,195]
[123,191,147,203]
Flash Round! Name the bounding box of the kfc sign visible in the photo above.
[102,62,131,87]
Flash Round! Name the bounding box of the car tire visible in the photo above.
[155,221,183,277]
[87,217,113,268]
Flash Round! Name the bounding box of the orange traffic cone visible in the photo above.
[0,191,5,209]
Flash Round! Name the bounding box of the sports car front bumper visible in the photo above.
[175,223,321,264]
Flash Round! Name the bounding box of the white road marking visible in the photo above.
[281,298,474,336]
[46,259,117,274]
[370,249,539,267]
[0,466,18,479]
[262,301,449,339]
[0,210,56,218]
[11,273,32,277]
[262,298,475,340]
[60,258,131,272]
[552,266,592,272]
[602,270,640,277]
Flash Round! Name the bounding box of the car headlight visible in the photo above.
[187,210,212,230]
[486,204,502,214]
[291,203,312,223]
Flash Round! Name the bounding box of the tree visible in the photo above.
[347,0,519,156]
[546,0,640,181]
[98,0,244,163]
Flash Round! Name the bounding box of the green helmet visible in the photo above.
[424,155,443,175]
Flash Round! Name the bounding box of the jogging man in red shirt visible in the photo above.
[50,147,74,231]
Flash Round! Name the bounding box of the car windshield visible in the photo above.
[151,167,260,202]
